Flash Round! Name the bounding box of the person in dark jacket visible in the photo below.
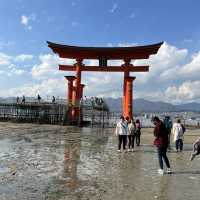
[163,116,172,147]
[152,116,171,175]
[135,119,141,146]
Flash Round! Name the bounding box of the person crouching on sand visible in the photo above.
[190,137,200,161]
[115,116,128,153]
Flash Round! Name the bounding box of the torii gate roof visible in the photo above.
[47,41,163,60]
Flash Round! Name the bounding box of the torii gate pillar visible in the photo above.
[79,84,85,124]
[80,84,85,100]
[124,77,136,119]
[72,59,83,122]
[64,76,76,122]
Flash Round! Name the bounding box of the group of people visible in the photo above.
[16,95,26,104]
[115,115,200,175]
[163,116,185,152]
[115,116,141,153]
[16,95,56,104]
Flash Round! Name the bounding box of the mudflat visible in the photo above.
[0,122,200,200]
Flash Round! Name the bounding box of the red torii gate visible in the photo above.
[47,41,163,123]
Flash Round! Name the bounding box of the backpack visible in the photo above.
[164,119,172,130]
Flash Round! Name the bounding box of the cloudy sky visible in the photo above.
[0,0,200,104]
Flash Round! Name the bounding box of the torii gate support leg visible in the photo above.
[72,59,83,124]
[79,84,85,125]
[64,76,76,123]
[123,71,129,117]
[125,77,136,119]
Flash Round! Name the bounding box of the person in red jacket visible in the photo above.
[152,116,171,175]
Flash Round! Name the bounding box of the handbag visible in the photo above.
[153,137,163,147]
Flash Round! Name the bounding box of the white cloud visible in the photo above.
[31,54,59,79]
[15,54,34,62]
[0,52,27,76]
[21,15,29,25]
[6,63,26,76]
[134,90,164,101]
[31,54,75,79]
[20,14,36,30]
[0,78,66,98]
[180,51,200,77]
[83,72,123,98]
[134,42,188,83]
[110,3,118,13]
[10,67,26,76]
[0,52,11,66]
[165,81,200,103]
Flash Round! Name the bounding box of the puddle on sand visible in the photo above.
[0,122,200,200]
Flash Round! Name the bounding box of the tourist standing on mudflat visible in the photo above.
[135,119,141,146]
[152,116,171,175]
[115,116,128,152]
[172,119,185,152]
[22,95,25,104]
[37,94,41,103]
[127,118,136,152]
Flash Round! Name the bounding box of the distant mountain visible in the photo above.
[176,103,200,112]
[133,98,176,113]
[105,98,200,113]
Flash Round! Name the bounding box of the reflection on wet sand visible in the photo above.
[63,131,80,191]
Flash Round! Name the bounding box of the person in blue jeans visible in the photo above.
[152,116,171,175]
[115,116,128,152]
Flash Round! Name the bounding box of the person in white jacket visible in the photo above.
[172,119,185,151]
[115,116,128,152]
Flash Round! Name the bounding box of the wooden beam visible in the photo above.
[59,65,149,72]
[47,41,163,59]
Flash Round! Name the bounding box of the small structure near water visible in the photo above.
[0,97,110,126]
[0,102,67,125]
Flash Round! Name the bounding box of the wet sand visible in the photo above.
[0,122,200,200]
